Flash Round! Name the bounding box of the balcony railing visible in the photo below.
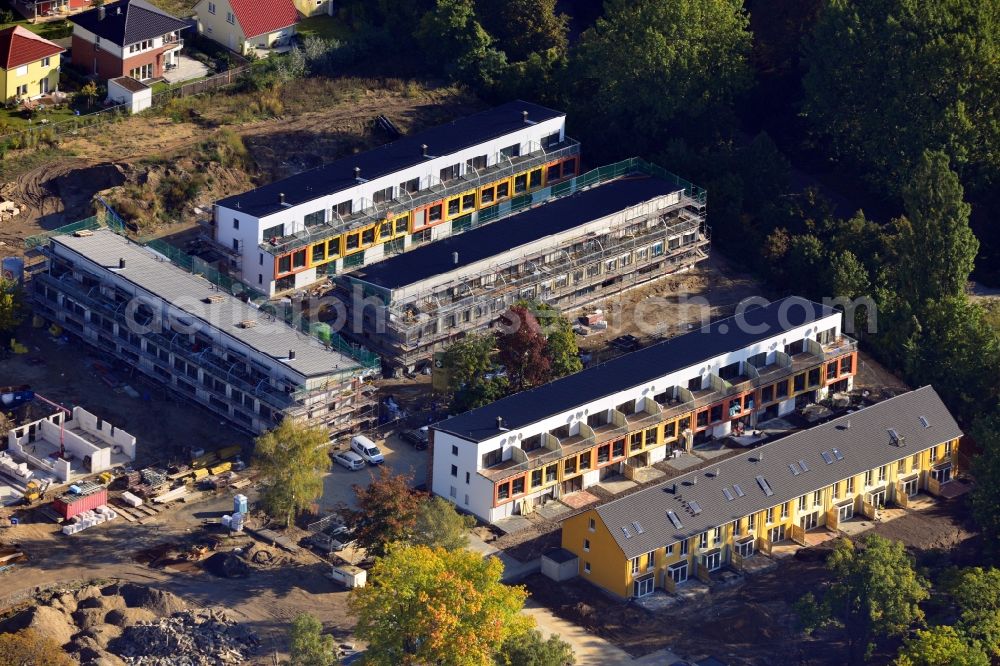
[261,139,582,254]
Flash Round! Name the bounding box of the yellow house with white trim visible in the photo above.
[562,387,963,599]
[0,26,64,104]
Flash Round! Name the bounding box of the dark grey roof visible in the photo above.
[433,296,837,442]
[216,101,564,218]
[594,386,961,559]
[71,0,187,47]
[348,176,677,291]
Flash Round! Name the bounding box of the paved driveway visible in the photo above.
[318,432,428,510]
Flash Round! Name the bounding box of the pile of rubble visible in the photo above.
[111,608,259,665]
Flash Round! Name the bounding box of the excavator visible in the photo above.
[22,478,50,504]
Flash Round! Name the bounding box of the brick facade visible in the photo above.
[71,34,172,79]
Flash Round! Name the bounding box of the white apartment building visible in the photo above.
[430,297,857,523]
[213,101,579,295]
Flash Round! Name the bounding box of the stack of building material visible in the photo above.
[152,486,189,504]
[0,452,32,481]
[141,469,167,486]
[120,491,143,508]
[61,505,118,534]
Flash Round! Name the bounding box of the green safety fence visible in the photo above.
[24,216,102,250]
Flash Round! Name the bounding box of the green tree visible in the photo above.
[948,567,1000,655]
[254,419,329,527]
[287,613,338,666]
[522,301,582,379]
[349,468,423,558]
[0,278,25,336]
[972,414,1000,561]
[496,628,575,666]
[416,0,497,82]
[797,535,929,663]
[894,625,989,666]
[78,81,99,109]
[892,151,979,307]
[411,495,475,550]
[350,545,531,666]
[497,305,552,392]
[569,0,752,157]
[803,0,1000,193]
[476,0,568,61]
[0,629,74,666]
[441,332,508,413]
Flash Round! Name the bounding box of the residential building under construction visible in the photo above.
[31,229,378,436]
[338,159,709,374]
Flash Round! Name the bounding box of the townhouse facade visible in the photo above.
[430,296,858,523]
[340,161,708,373]
[194,0,298,55]
[71,0,187,82]
[0,25,64,102]
[9,0,92,22]
[213,101,580,296]
[32,230,378,436]
[561,386,962,598]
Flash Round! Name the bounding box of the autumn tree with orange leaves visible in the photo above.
[349,544,531,666]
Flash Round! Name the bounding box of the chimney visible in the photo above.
[522,110,529,124]
[98,5,105,19]
[279,192,285,205]
[116,6,121,15]
[845,420,851,429]
[421,144,428,157]
[496,416,504,430]
[452,251,459,265]
[118,258,125,269]
[288,350,296,360]
[354,166,361,181]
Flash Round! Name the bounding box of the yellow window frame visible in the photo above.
[309,241,327,267]
[344,231,363,255]
[327,235,342,259]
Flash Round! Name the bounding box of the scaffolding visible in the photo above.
[342,182,709,370]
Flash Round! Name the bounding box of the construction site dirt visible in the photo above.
[522,497,979,666]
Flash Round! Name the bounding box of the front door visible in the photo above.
[800,511,818,531]
[868,489,887,508]
[702,551,721,572]
[838,502,854,522]
[668,561,688,585]
[633,576,654,598]
[39,77,49,95]
[769,524,785,543]
[932,465,952,484]
[902,477,919,497]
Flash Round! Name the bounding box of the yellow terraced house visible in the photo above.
[212,101,579,296]
[0,26,64,104]
[561,386,963,599]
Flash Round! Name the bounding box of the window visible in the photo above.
[847,477,855,493]
[447,197,460,216]
[583,539,590,552]
[631,557,640,574]
[372,186,394,204]
[462,193,475,210]
[699,532,708,549]
[394,216,409,234]
[428,204,443,222]
[335,200,353,217]
[497,482,510,500]
[798,496,807,511]
[531,469,542,487]
[630,432,643,452]
[513,173,528,193]
[529,169,542,188]
[761,385,774,403]
[713,526,722,542]
[304,209,325,227]
[311,243,325,263]
[781,502,789,518]
[15,83,27,96]
[646,550,655,571]
[500,144,520,159]
[545,464,557,483]
[277,255,292,274]
[512,477,524,494]
[208,1,215,12]
[945,441,953,457]
[466,155,487,170]
[865,470,873,487]
[579,451,591,470]
[129,64,153,80]
[612,439,625,458]
[564,457,577,475]
[482,448,502,468]
[292,249,306,269]
[813,490,822,506]
[547,164,560,182]
[480,186,495,205]
[450,465,458,477]
[588,518,596,532]
[232,218,240,230]
[497,181,510,198]
[262,223,284,240]
[226,11,234,24]
[584,562,591,574]
[465,472,470,483]
[766,508,775,524]
[841,355,853,374]
[41,57,50,67]
[747,513,756,530]
[832,483,840,500]
[878,465,887,482]
[439,164,461,182]
[680,540,689,555]
[912,453,920,470]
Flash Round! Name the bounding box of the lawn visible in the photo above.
[0,16,72,40]
[296,15,352,42]
[0,102,80,133]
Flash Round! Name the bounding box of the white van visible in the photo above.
[351,435,385,465]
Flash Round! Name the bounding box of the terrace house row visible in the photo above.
[213,101,580,296]
[562,386,962,598]
[340,163,708,374]
[431,296,858,523]
[32,230,378,436]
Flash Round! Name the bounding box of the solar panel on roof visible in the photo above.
[723,487,735,501]
[733,484,745,497]
[919,416,930,428]
[832,448,844,461]
[798,459,810,472]
[621,526,632,538]
[632,521,644,534]
[689,501,703,515]
[667,511,683,529]
[789,463,801,475]
[756,475,774,496]
[821,451,834,464]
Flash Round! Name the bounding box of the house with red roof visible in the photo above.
[70,0,188,82]
[0,25,65,103]
[194,0,298,56]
